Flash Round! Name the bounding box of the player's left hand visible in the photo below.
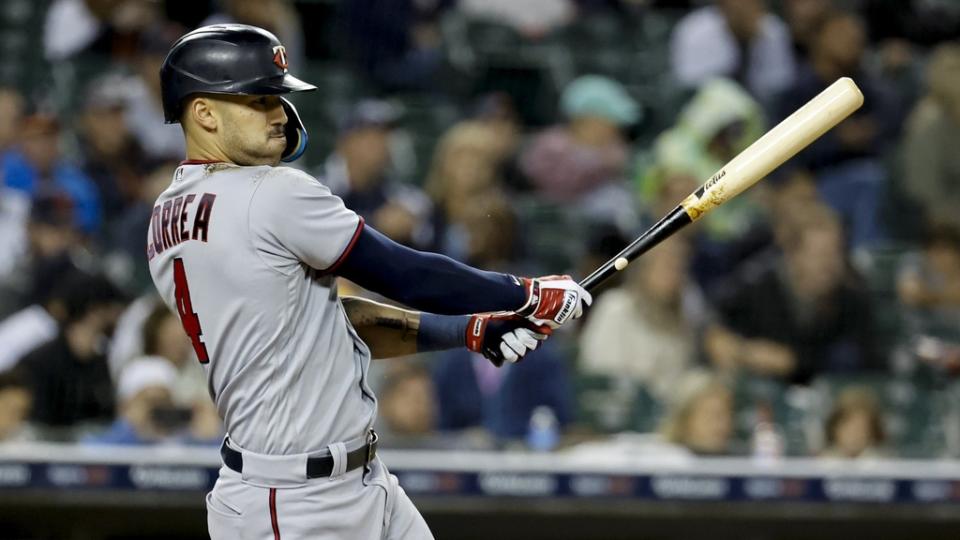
[466,312,551,367]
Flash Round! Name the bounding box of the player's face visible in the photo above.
[214,95,288,166]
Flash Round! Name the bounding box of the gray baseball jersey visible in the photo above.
[147,162,374,455]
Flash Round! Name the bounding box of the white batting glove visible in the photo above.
[466,313,551,367]
[516,275,593,329]
[499,327,548,364]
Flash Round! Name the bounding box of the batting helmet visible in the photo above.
[160,24,316,162]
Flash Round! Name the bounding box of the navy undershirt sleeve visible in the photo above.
[335,226,527,315]
[417,313,469,352]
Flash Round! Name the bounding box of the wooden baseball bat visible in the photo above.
[580,77,864,292]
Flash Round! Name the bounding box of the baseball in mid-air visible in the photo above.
[614,257,629,271]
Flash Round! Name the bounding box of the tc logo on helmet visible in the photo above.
[272,45,288,71]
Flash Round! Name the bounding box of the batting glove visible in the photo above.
[516,275,593,329]
[466,312,551,367]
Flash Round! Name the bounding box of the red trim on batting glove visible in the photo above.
[465,314,487,352]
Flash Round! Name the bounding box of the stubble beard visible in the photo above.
[221,120,284,167]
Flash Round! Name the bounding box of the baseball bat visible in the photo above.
[579,77,864,292]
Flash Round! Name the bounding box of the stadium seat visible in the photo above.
[731,374,814,456]
[573,373,663,434]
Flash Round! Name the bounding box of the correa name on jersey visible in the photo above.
[147,192,217,260]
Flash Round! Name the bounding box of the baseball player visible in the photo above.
[148,25,591,540]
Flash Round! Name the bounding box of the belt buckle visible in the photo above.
[366,429,378,464]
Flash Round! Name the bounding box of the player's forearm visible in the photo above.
[340,296,420,359]
[340,297,471,359]
[336,226,526,314]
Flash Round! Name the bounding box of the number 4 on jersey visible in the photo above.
[173,258,210,364]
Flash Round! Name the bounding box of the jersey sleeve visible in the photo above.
[248,167,363,273]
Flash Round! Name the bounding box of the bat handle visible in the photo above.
[579,206,692,292]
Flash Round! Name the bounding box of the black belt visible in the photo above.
[221,431,378,479]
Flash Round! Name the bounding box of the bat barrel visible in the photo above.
[678,77,864,221]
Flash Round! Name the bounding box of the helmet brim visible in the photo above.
[279,74,317,93]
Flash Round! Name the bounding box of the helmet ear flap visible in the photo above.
[280,97,308,162]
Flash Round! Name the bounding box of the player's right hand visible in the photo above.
[466,313,551,367]
[517,275,592,329]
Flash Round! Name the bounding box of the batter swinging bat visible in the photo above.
[580,77,864,291]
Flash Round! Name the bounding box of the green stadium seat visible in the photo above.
[731,374,813,456]
[573,373,664,434]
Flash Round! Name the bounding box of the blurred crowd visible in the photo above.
[0,0,959,461]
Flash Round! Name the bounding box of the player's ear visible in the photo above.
[188,96,218,132]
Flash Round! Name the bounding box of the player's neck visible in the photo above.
[184,133,233,165]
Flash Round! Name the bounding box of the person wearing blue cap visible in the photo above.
[520,75,639,200]
[519,74,641,228]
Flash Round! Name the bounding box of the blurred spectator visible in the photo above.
[862,0,960,47]
[820,386,887,459]
[109,302,221,442]
[902,43,960,230]
[898,224,960,315]
[469,93,524,189]
[83,358,178,445]
[324,100,434,249]
[0,194,95,317]
[641,79,770,288]
[106,162,178,292]
[433,184,573,446]
[433,341,574,443]
[457,0,575,39]
[0,87,24,152]
[768,168,821,224]
[783,0,832,61]
[520,75,639,229]
[0,369,33,443]
[670,0,795,107]
[661,372,735,455]
[782,10,897,164]
[456,192,517,270]
[84,358,220,446]
[0,188,30,290]
[579,239,711,402]
[137,303,211,411]
[375,363,441,449]
[425,121,505,257]
[44,0,161,62]
[0,270,91,374]
[0,89,30,290]
[339,0,453,92]
[202,0,304,70]
[778,10,895,248]
[2,112,101,234]
[24,195,92,304]
[77,74,150,224]
[124,24,187,162]
[107,294,161,379]
[897,224,960,372]
[713,203,879,385]
[17,273,124,430]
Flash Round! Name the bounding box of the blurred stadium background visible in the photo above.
[1,0,960,538]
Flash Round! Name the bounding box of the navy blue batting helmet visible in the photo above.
[160,24,316,162]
